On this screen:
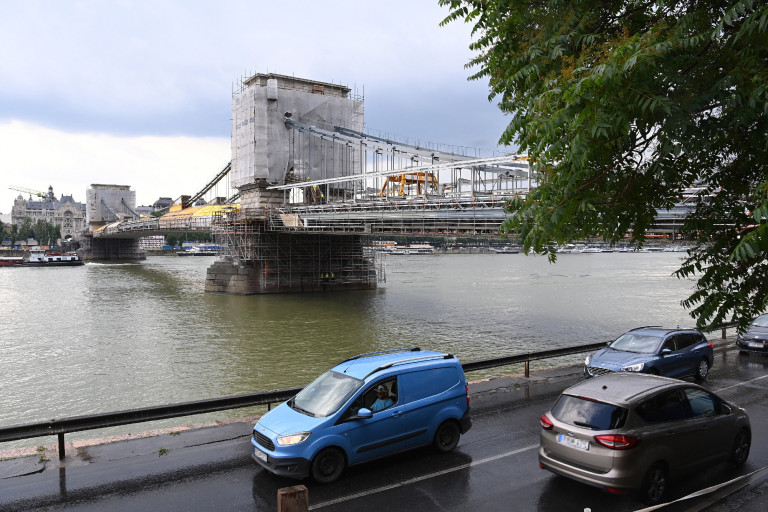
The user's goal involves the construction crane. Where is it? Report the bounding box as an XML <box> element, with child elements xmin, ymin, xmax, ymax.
<box><xmin>9</xmin><ymin>185</ymin><xmax>46</xmax><ymax>199</ymax></box>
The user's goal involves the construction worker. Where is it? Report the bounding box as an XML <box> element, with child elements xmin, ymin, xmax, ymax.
<box><xmin>307</xmin><ymin>177</ymin><xmax>321</xmax><ymax>204</ymax></box>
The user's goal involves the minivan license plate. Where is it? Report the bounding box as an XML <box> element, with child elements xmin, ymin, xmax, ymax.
<box><xmin>557</xmin><ymin>434</ymin><xmax>589</xmax><ymax>451</ymax></box>
<box><xmin>254</xmin><ymin>448</ymin><xmax>268</xmax><ymax>463</ymax></box>
<box><xmin>748</xmin><ymin>341</ymin><xmax>764</xmax><ymax>348</ymax></box>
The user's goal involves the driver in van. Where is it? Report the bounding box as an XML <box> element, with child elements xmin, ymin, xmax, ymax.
<box><xmin>370</xmin><ymin>384</ymin><xmax>394</xmax><ymax>412</ymax></box>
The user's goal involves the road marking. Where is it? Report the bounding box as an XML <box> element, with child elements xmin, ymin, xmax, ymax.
<box><xmin>714</xmin><ymin>374</ymin><xmax>768</xmax><ymax>393</ymax></box>
<box><xmin>634</xmin><ymin>466</ymin><xmax>768</xmax><ymax>512</ymax></box>
<box><xmin>308</xmin><ymin>444</ymin><xmax>539</xmax><ymax>509</ymax></box>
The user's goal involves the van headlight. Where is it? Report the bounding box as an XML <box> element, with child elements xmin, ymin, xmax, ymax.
<box><xmin>621</xmin><ymin>363</ymin><xmax>645</xmax><ymax>372</ymax></box>
<box><xmin>585</xmin><ymin>355</ymin><xmax>591</xmax><ymax>366</ymax></box>
<box><xmin>276</xmin><ymin>432</ymin><xmax>311</xmax><ymax>446</ymax></box>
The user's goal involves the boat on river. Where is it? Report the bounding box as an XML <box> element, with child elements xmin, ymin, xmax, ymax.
<box><xmin>23</xmin><ymin>251</ymin><xmax>84</xmax><ymax>267</ymax></box>
<box><xmin>177</xmin><ymin>246</ymin><xmax>218</xmax><ymax>256</ymax></box>
<box><xmin>389</xmin><ymin>244</ymin><xmax>435</xmax><ymax>255</ymax></box>
<box><xmin>0</xmin><ymin>256</ymin><xmax>25</xmax><ymax>267</ymax></box>
<box><xmin>489</xmin><ymin>246</ymin><xmax>520</xmax><ymax>254</ymax></box>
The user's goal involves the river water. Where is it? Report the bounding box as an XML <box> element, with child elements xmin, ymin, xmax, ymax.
<box><xmin>0</xmin><ymin>252</ymin><xmax>698</xmax><ymax>447</ymax></box>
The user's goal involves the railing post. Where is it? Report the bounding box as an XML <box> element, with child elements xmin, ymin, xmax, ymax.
<box><xmin>277</xmin><ymin>485</ymin><xmax>308</xmax><ymax>512</ymax></box>
<box><xmin>525</xmin><ymin>360</ymin><xmax>530</xmax><ymax>378</ymax></box>
<box><xmin>58</xmin><ymin>432</ymin><xmax>65</xmax><ymax>460</ymax></box>
<box><xmin>722</xmin><ymin>327</ymin><xmax>727</xmax><ymax>339</ymax></box>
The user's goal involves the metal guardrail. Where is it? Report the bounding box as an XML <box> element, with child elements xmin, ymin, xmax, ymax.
<box><xmin>462</xmin><ymin>342</ymin><xmax>608</xmax><ymax>374</ymax></box>
<box><xmin>0</xmin><ymin>329</ymin><xmax>735</xmax><ymax>460</ymax></box>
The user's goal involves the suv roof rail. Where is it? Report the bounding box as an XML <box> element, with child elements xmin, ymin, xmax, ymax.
<box><xmin>339</xmin><ymin>347</ymin><xmax>421</xmax><ymax>365</ymax></box>
<box><xmin>629</xmin><ymin>325</ymin><xmax>663</xmax><ymax>331</ymax></box>
<box><xmin>363</xmin><ymin>354</ymin><xmax>455</xmax><ymax>380</ymax></box>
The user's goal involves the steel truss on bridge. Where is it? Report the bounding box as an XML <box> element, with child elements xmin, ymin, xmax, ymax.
<box><xmin>264</xmin><ymin>196</ymin><xmax>511</xmax><ymax>235</ymax></box>
<box><xmin>278</xmin><ymin>118</ymin><xmax>535</xmax><ymax>205</ymax></box>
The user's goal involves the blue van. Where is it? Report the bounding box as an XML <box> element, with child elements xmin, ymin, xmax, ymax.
<box><xmin>251</xmin><ymin>348</ymin><xmax>472</xmax><ymax>483</ymax></box>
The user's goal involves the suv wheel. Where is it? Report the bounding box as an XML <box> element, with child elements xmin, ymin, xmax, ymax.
<box><xmin>730</xmin><ymin>429</ymin><xmax>751</xmax><ymax>465</ymax></box>
<box><xmin>311</xmin><ymin>447</ymin><xmax>346</xmax><ymax>484</ymax></box>
<box><xmin>639</xmin><ymin>463</ymin><xmax>667</xmax><ymax>505</ymax></box>
<box><xmin>694</xmin><ymin>359</ymin><xmax>709</xmax><ymax>381</ymax></box>
<box><xmin>433</xmin><ymin>420</ymin><xmax>460</xmax><ymax>452</ymax></box>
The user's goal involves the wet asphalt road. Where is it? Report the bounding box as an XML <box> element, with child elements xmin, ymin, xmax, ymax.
<box><xmin>2</xmin><ymin>344</ymin><xmax>768</xmax><ymax>512</ymax></box>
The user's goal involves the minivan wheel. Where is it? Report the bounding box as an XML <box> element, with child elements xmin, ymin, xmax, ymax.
<box><xmin>639</xmin><ymin>463</ymin><xmax>667</xmax><ymax>505</ymax></box>
<box><xmin>730</xmin><ymin>429</ymin><xmax>751</xmax><ymax>466</ymax></box>
<box><xmin>311</xmin><ymin>447</ymin><xmax>346</xmax><ymax>484</ymax></box>
<box><xmin>433</xmin><ymin>420</ymin><xmax>460</xmax><ymax>452</ymax></box>
<box><xmin>694</xmin><ymin>359</ymin><xmax>709</xmax><ymax>381</ymax></box>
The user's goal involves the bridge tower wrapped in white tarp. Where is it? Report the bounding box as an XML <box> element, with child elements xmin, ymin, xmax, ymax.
<box><xmin>231</xmin><ymin>73</ymin><xmax>364</xmax><ymax>208</ymax></box>
<box><xmin>204</xmin><ymin>73</ymin><xmax>376</xmax><ymax>294</ymax></box>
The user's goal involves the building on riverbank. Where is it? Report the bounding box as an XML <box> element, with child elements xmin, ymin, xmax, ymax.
<box><xmin>11</xmin><ymin>186</ymin><xmax>87</xmax><ymax>239</ymax></box>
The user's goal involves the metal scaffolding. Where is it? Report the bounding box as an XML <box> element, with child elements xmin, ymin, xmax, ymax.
<box><xmin>210</xmin><ymin>210</ymin><xmax>381</xmax><ymax>291</ymax></box>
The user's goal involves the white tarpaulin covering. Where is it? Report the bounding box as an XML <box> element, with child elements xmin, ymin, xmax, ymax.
<box><xmin>231</xmin><ymin>75</ymin><xmax>364</xmax><ymax>189</ymax></box>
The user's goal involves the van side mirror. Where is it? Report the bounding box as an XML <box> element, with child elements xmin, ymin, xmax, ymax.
<box><xmin>356</xmin><ymin>408</ymin><xmax>372</xmax><ymax>419</ymax></box>
<box><xmin>661</xmin><ymin>348</ymin><xmax>672</xmax><ymax>355</ymax></box>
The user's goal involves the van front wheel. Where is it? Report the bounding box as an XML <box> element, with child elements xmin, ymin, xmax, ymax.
<box><xmin>433</xmin><ymin>421</ymin><xmax>460</xmax><ymax>452</ymax></box>
<box><xmin>311</xmin><ymin>447</ymin><xmax>345</xmax><ymax>484</ymax></box>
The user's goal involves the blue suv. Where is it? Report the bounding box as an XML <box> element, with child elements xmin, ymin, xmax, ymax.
<box><xmin>585</xmin><ymin>327</ymin><xmax>714</xmax><ymax>380</ymax></box>
<box><xmin>251</xmin><ymin>348</ymin><xmax>472</xmax><ymax>483</ymax></box>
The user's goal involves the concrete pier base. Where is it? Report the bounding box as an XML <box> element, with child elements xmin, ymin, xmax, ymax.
<box><xmin>78</xmin><ymin>237</ymin><xmax>146</xmax><ymax>261</ymax></box>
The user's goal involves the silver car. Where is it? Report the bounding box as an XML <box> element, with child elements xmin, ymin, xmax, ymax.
<box><xmin>538</xmin><ymin>373</ymin><xmax>751</xmax><ymax>504</ymax></box>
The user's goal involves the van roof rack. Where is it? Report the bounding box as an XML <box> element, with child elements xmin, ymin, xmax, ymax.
<box><xmin>363</xmin><ymin>354</ymin><xmax>455</xmax><ymax>380</ymax></box>
<box><xmin>338</xmin><ymin>347</ymin><xmax>421</xmax><ymax>365</ymax></box>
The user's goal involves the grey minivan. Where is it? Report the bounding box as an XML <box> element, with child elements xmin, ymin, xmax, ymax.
<box><xmin>539</xmin><ymin>373</ymin><xmax>750</xmax><ymax>504</ymax></box>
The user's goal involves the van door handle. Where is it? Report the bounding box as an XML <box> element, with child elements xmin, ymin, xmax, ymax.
<box><xmin>391</xmin><ymin>411</ymin><xmax>402</xmax><ymax>418</ymax></box>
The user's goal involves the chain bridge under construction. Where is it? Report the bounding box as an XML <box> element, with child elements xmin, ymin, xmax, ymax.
<box><xmin>85</xmin><ymin>73</ymin><xmax>689</xmax><ymax>294</ymax></box>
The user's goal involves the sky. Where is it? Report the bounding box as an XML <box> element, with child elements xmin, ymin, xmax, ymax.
<box><xmin>0</xmin><ymin>0</ymin><xmax>512</xmax><ymax>213</ymax></box>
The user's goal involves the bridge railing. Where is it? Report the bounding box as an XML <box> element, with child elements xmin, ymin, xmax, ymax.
<box><xmin>0</xmin><ymin>329</ymin><xmax>735</xmax><ymax>461</ymax></box>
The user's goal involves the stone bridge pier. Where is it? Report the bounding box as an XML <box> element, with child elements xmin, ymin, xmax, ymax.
<box><xmin>79</xmin><ymin>236</ymin><xmax>146</xmax><ymax>261</ymax></box>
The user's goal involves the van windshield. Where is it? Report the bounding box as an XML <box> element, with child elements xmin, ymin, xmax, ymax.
<box><xmin>291</xmin><ymin>371</ymin><xmax>363</xmax><ymax>418</ymax></box>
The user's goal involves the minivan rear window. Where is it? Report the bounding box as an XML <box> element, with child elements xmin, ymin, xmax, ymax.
<box><xmin>551</xmin><ymin>395</ymin><xmax>628</xmax><ymax>430</ymax></box>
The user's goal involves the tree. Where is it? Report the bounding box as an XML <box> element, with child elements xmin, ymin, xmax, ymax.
<box><xmin>34</xmin><ymin>219</ymin><xmax>49</xmax><ymax>246</ymax></box>
<box><xmin>17</xmin><ymin>216</ymin><xmax>33</xmax><ymax>242</ymax></box>
<box><xmin>440</xmin><ymin>0</ymin><xmax>768</xmax><ymax>331</ymax></box>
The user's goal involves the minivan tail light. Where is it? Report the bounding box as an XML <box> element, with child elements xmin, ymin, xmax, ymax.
<box><xmin>466</xmin><ymin>385</ymin><xmax>470</xmax><ymax>404</ymax></box>
<box><xmin>540</xmin><ymin>414</ymin><xmax>553</xmax><ymax>430</ymax></box>
<box><xmin>594</xmin><ymin>434</ymin><xmax>639</xmax><ymax>450</ymax></box>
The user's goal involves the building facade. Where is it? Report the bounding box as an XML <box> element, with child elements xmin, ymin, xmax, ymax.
<box><xmin>11</xmin><ymin>186</ymin><xmax>87</xmax><ymax>239</ymax></box>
